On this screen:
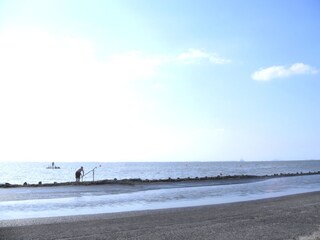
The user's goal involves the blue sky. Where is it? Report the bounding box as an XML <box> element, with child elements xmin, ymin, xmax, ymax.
<box><xmin>0</xmin><ymin>0</ymin><xmax>319</xmax><ymax>162</ymax></box>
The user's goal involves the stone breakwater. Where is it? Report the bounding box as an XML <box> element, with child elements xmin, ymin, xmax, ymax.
<box><xmin>1</xmin><ymin>171</ymin><xmax>320</xmax><ymax>188</ymax></box>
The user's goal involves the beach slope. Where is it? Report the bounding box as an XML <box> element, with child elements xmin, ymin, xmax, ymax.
<box><xmin>1</xmin><ymin>192</ymin><xmax>320</xmax><ymax>240</ymax></box>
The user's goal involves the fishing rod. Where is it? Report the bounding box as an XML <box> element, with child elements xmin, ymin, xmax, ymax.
<box><xmin>82</xmin><ymin>165</ymin><xmax>102</xmax><ymax>182</ymax></box>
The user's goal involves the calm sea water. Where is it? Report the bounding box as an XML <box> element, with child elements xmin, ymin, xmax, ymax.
<box><xmin>1</xmin><ymin>160</ymin><xmax>320</xmax><ymax>184</ymax></box>
<box><xmin>1</xmin><ymin>160</ymin><xmax>320</xmax><ymax>220</ymax></box>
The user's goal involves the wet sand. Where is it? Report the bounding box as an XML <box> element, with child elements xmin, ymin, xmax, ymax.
<box><xmin>1</xmin><ymin>191</ymin><xmax>320</xmax><ymax>240</ymax></box>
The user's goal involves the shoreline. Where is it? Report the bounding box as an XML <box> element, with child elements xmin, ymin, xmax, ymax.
<box><xmin>1</xmin><ymin>170</ymin><xmax>320</xmax><ymax>188</ymax></box>
<box><xmin>1</xmin><ymin>191</ymin><xmax>320</xmax><ymax>239</ymax></box>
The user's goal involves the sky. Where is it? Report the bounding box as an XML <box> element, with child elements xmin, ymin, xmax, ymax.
<box><xmin>0</xmin><ymin>0</ymin><xmax>319</xmax><ymax>162</ymax></box>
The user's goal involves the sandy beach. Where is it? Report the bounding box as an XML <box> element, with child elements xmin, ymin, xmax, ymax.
<box><xmin>1</xmin><ymin>191</ymin><xmax>320</xmax><ymax>240</ymax></box>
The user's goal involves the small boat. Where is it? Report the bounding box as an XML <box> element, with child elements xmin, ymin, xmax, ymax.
<box><xmin>46</xmin><ymin>162</ymin><xmax>60</xmax><ymax>169</ymax></box>
<box><xmin>46</xmin><ymin>166</ymin><xmax>61</xmax><ymax>169</ymax></box>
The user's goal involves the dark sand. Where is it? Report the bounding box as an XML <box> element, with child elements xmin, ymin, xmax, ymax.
<box><xmin>1</xmin><ymin>192</ymin><xmax>320</xmax><ymax>240</ymax></box>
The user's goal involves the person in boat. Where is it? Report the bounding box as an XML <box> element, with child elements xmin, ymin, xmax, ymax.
<box><xmin>75</xmin><ymin>166</ymin><xmax>84</xmax><ymax>182</ymax></box>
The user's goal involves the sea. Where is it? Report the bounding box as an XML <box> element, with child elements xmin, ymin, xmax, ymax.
<box><xmin>1</xmin><ymin>160</ymin><xmax>320</xmax><ymax>184</ymax></box>
<box><xmin>1</xmin><ymin>160</ymin><xmax>320</xmax><ymax>221</ymax></box>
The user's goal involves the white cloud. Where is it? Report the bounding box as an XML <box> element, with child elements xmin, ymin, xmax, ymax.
<box><xmin>252</xmin><ymin>63</ymin><xmax>318</xmax><ymax>81</ymax></box>
<box><xmin>177</xmin><ymin>48</ymin><xmax>231</xmax><ymax>65</ymax></box>
<box><xmin>0</xmin><ymin>27</ymin><xmax>164</xmax><ymax>84</ymax></box>
<box><xmin>0</xmin><ymin>27</ymin><xmax>174</xmax><ymax>161</ymax></box>
<box><xmin>0</xmin><ymin>27</ymin><xmax>233</xmax><ymax>162</ymax></box>
<box><xmin>106</xmin><ymin>51</ymin><xmax>164</xmax><ymax>81</ymax></box>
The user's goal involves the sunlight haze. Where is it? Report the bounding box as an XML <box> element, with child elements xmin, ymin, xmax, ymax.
<box><xmin>0</xmin><ymin>0</ymin><xmax>319</xmax><ymax>162</ymax></box>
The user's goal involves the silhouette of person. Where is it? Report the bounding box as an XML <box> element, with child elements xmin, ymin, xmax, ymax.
<box><xmin>75</xmin><ymin>166</ymin><xmax>84</xmax><ymax>182</ymax></box>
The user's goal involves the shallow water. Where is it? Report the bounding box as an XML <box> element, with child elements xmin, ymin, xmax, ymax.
<box><xmin>1</xmin><ymin>174</ymin><xmax>320</xmax><ymax>220</ymax></box>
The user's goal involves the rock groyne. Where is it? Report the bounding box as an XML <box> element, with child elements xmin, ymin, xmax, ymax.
<box><xmin>1</xmin><ymin>171</ymin><xmax>320</xmax><ymax>188</ymax></box>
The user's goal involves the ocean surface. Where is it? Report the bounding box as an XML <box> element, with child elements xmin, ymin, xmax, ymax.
<box><xmin>1</xmin><ymin>161</ymin><xmax>320</xmax><ymax>221</ymax></box>
<box><xmin>1</xmin><ymin>160</ymin><xmax>320</xmax><ymax>184</ymax></box>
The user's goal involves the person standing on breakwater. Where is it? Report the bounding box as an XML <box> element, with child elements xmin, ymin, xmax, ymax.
<box><xmin>75</xmin><ymin>167</ymin><xmax>84</xmax><ymax>182</ymax></box>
